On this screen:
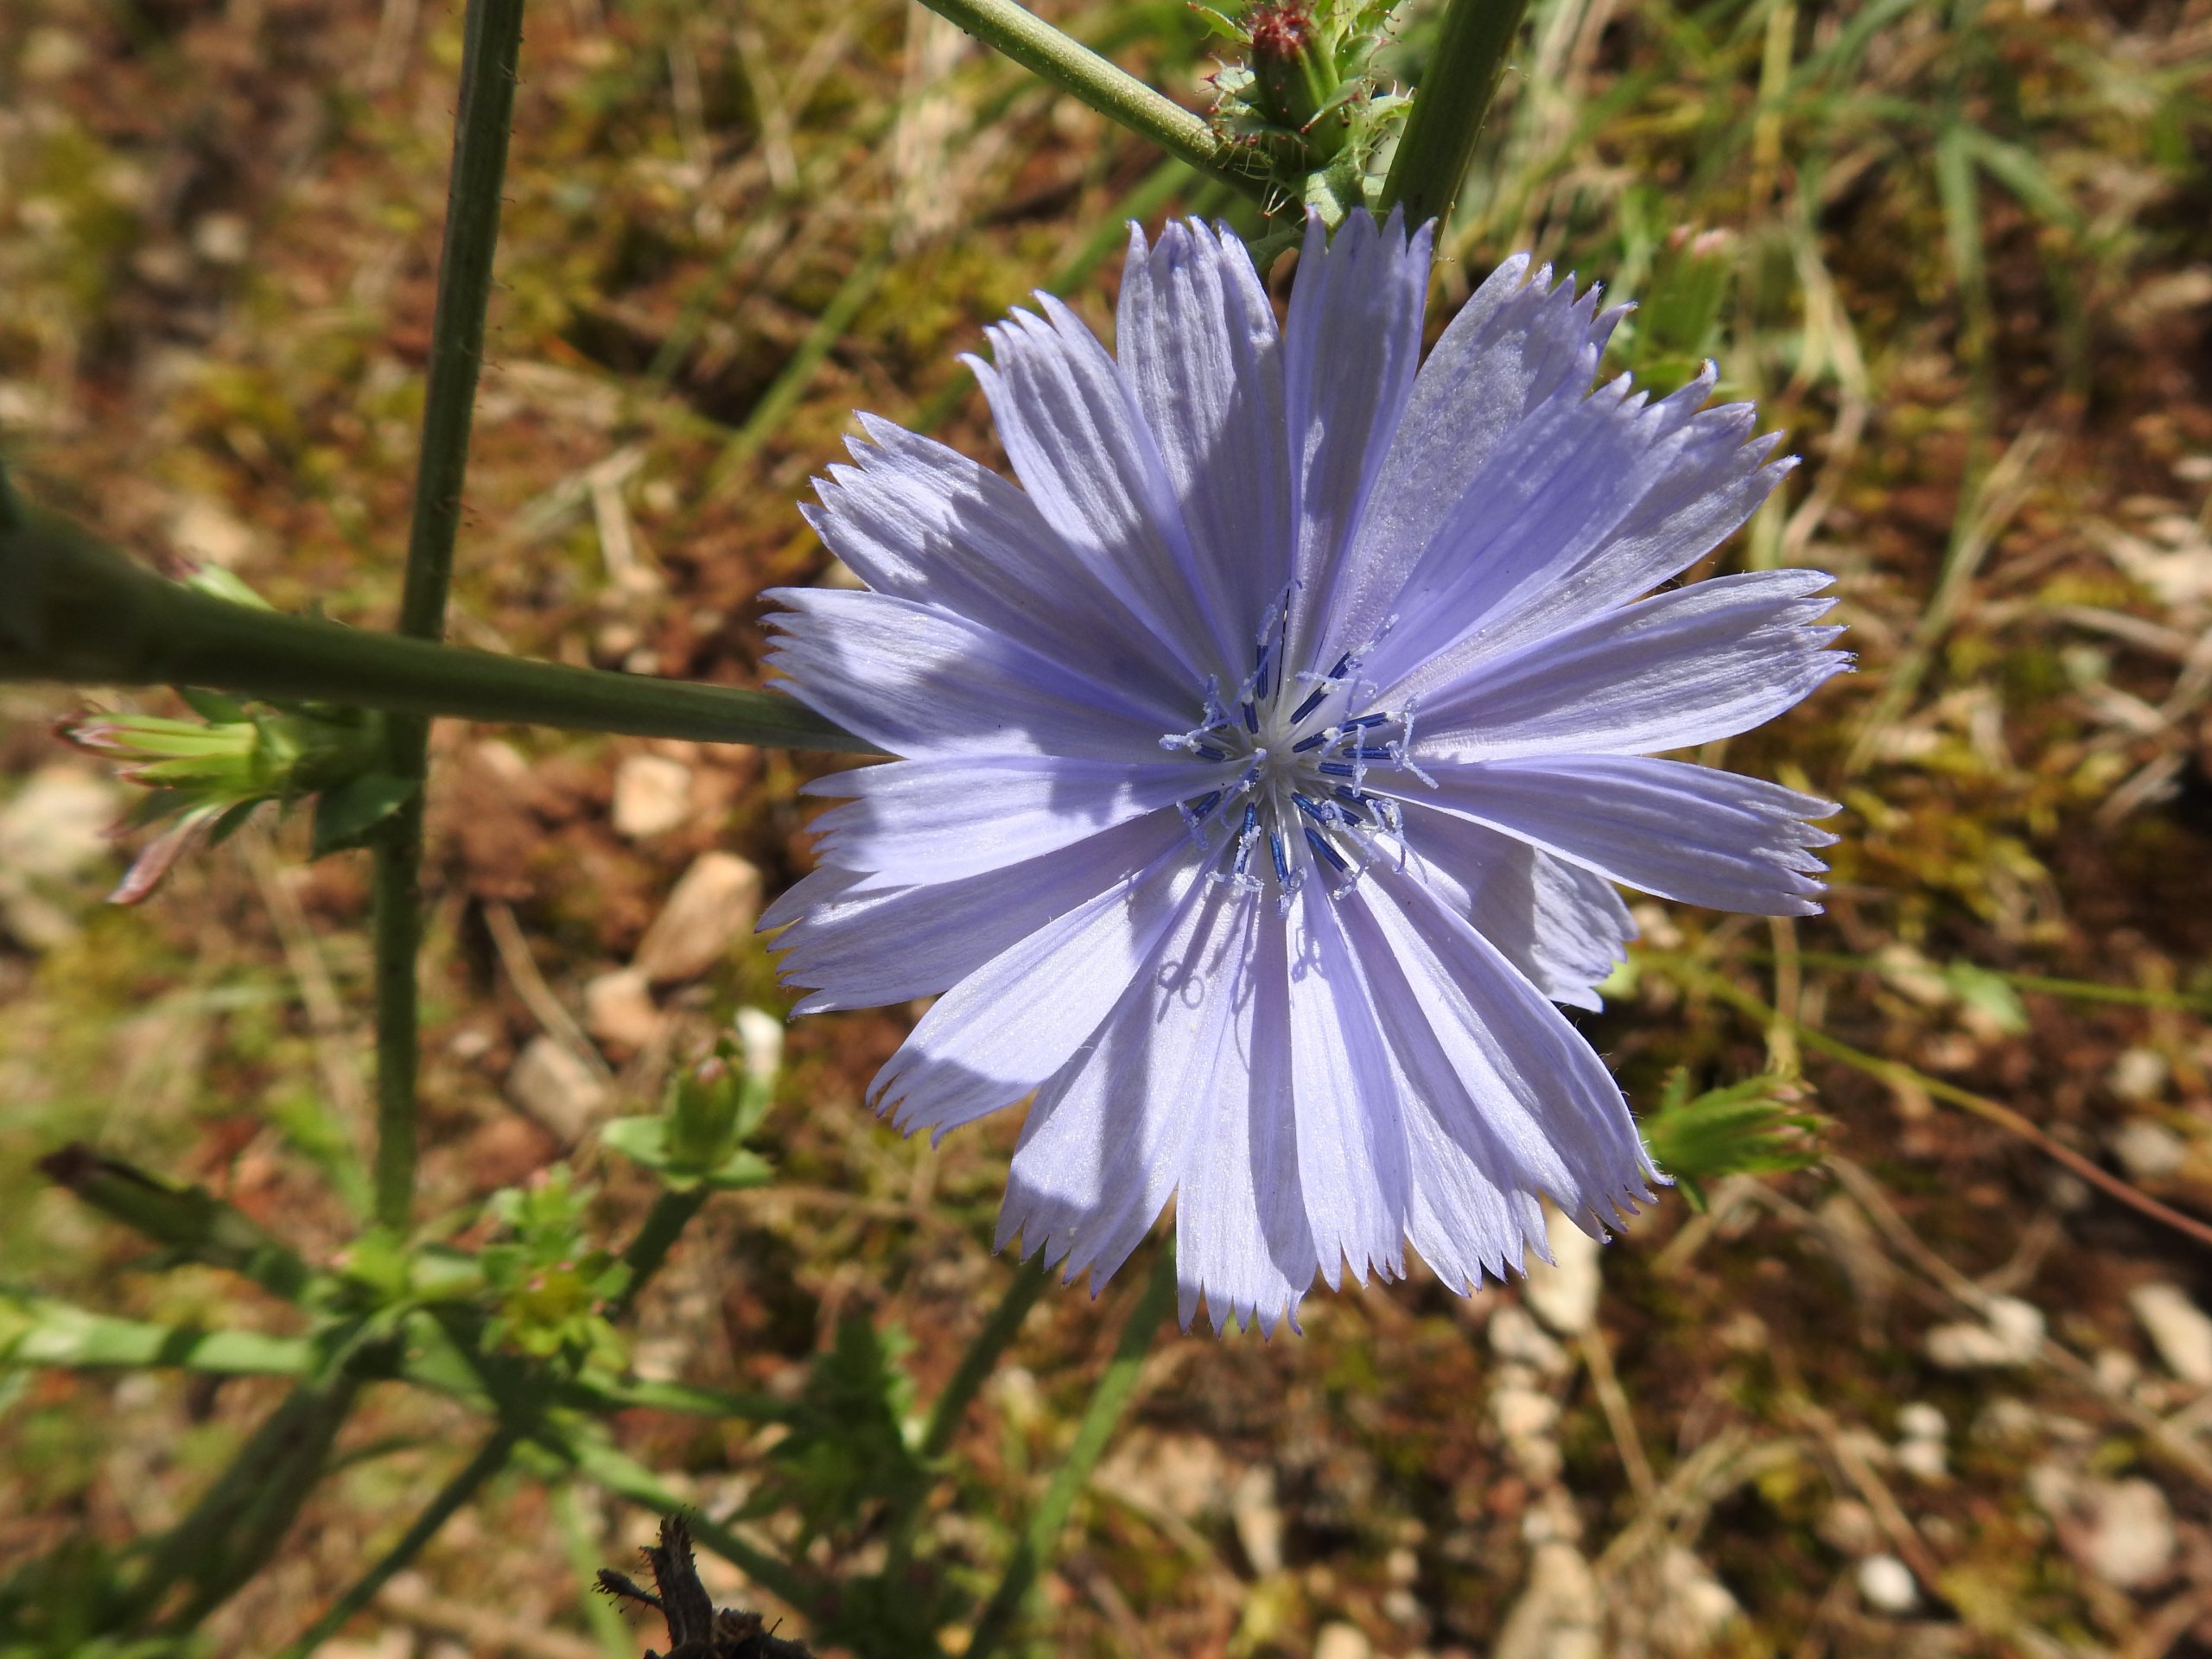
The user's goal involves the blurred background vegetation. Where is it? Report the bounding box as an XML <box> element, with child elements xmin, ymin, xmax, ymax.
<box><xmin>2</xmin><ymin>0</ymin><xmax>2211</xmax><ymax>1654</ymax></box>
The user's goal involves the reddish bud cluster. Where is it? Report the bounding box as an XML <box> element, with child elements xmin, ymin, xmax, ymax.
<box><xmin>1245</xmin><ymin>0</ymin><xmax>1317</xmax><ymax>64</ymax></box>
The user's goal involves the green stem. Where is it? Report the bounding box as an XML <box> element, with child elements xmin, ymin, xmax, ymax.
<box><xmin>124</xmin><ymin>1361</ymin><xmax>370</xmax><ymax>1633</ymax></box>
<box><xmin>921</xmin><ymin>1253</ymin><xmax>1052</xmax><ymax>1461</ymax></box>
<box><xmin>1380</xmin><ymin>0</ymin><xmax>1535</xmax><ymax>230</ymax></box>
<box><xmin>275</xmin><ymin>1427</ymin><xmax>522</xmax><ymax>1659</ymax></box>
<box><xmin>370</xmin><ymin>0</ymin><xmax>527</xmax><ymax>1233</ymax></box>
<box><xmin>0</xmin><ymin>505</ymin><xmax>877</xmax><ymax>746</ymax></box>
<box><xmin>915</xmin><ymin>0</ymin><xmax>1267</xmax><ymax>201</ymax></box>
<box><xmin>964</xmin><ymin>1243</ymin><xmax>1178</xmax><ymax>1659</ymax></box>
<box><xmin>703</xmin><ymin>248</ymin><xmax>893</xmax><ymax>499</ymax></box>
<box><xmin>607</xmin><ymin>1188</ymin><xmax>710</xmax><ymax>1323</ymax></box>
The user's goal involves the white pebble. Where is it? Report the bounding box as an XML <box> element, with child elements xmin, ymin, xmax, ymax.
<box><xmin>1857</xmin><ymin>1554</ymin><xmax>1918</xmax><ymax>1614</ymax></box>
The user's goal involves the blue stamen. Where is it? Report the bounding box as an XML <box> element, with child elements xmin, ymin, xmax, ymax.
<box><xmin>1292</xmin><ymin>792</ymin><xmax>1332</xmax><ymax>825</ymax></box>
<box><xmin>1187</xmin><ymin>790</ymin><xmax>1223</xmax><ymax>821</ymax></box>
<box><xmin>1318</xmin><ymin>761</ymin><xmax>1357</xmax><ymax>778</ymax></box>
<box><xmin>1348</xmin><ymin>745</ymin><xmax>1397</xmax><ymax>760</ymax></box>
<box><xmin>1194</xmin><ymin>744</ymin><xmax>1229</xmax><ymax>762</ymax></box>
<box><xmin>1253</xmin><ymin>643</ymin><xmax>1272</xmax><ymax>702</ymax></box>
<box><xmin>1290</xmin><ymin>686</ymin><xmax>1329</xmax><ymax>723</ymax></box>
<box><xmin>1330</xmin><ymin>787</ymin><xmax>1370</xmax><ymax>822</ymax></box>
<box><xmin>1242</xmin><ymin>701</ymin><xmax>1260</xmax><ymax>734</ymax></box>
<box><xmin>1291</xmin><ymin>731</ymin><xmax>1330</xmax><ymax>753</ymax></box>
<box><xmin>1304</xmin><ymin>826</ymin><xmax>1351</xmax><ymax>874</ymax></box>
<box><xmin>1268</xmin><ymin>830</ymin><xmax>1290</xmax><ymax>885</ymax></box>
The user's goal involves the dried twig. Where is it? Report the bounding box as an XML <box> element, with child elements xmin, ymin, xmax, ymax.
<box><xmin>598</xmin><ymin>1516</ymin><xmax>816</xmax><ymax>1659</ymax></box>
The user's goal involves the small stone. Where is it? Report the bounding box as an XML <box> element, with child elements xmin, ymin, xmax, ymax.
<box><xmin>1489</xmin><ymin>1303</ymin><xmax>1572</xmax><ymax>1378</ymax></box>
<box><xmin>1896</xmin><ymin>1402</ymin><xmax>1947</xmax><ymax>1442</ymax></box>
<box><xmin>2130</xmin><ymin>1283</ymin><xmax>2212</xmax><ymax>1383</ymax></box>
<box><xmin>2109</xmin><ymin>1047</ymin><xmax>2170</xmax><ymax>1103</ymax></box>
<box><xmin>611</xmin><ymin>753</ymin><xmax>694</xmax><ymax>839</ymax></box>
<box><xmin>2030</xmin><ymin>1465</ymin><xmax>2177</xmax><ymax>1591</ymax></box>
<box><xmin>1651</xmin><ymin>1545</ymin><xmax>1741</xmax><ymax>1649</ymax></box>
<box><xmin>1817</xmin><ymin>1499</ymin><xmax>1879</xmax><ymax>1557</ymax></box>
<box><xmin>1494</xmin><ymin>1541</ymin><xmax>1601</xmax><ymax>1659</ymax></box>
<box><xmin>2110</xmin><ymin>1119</ymin><xmax>2188</xmax><ymax>1181</ymax></box>
<box><xmin>1096</xmin><ymin>1430</ymin><xmax>1228</xmax><ymax>1522</ymax></box>
<box><xmin>190</xmin><ymin>213</ymin><xmax>250</xmax><ymax>265</ymax></box>
<box><xmin>505</xmin><ymin>1035</ymin><xmax>611</xmax><ymax>1141</ymax></box>
<box><xmin>22</xmin><ymin>27</ymin><xmax>91</xmax><ymax>79</ymax></box>
<box><xmin>583</xmin><ymin>969</ymin><xmax>662</xmax><ymax>1053</ymax></box>
<box><xmin>0</xmin><ymin>766</ymin><xmax>119</xmax><ymax>947</ymax></box>
<box><xmin>632</xmin><ymin>852</ymin><xmax>763</xmax><ymax>983</ymax></box>
<box><xmin>1523</xmin><ymin>1205</ymin><xmax>1602</xmax><ymax>1338</ymax></box>
<box><xmin>170</xmin><ymin>498</ymin><xmax>257</xmax><ymax>568</ymax></box>
<box><xmin>1925</xmin><ymin>1297</ymin><xmax>2044</xmax><ymax>1369</ymax></box>
<box><xmin>1895</xmin><ymin>1438</ymin><xmax>1948</xmax><ymax>1483</ymax></box>
<box><xmin>2094</xmin><ymin>1348</ymin><xmax>2141</xmax><ymax>1394</ymax></box>
<box><xmin>0</xmin><ymin>766</ymin><xmax>118</xmax><ymax>882</ymax></box>
<box><xmin>1314</xmin><ymin>1621</ymin><xmax>1373</xmax><ymax>1659</ymax></box>
<box><xmin>1857</xmin><ymin>1554</ymin><xmax>1917</xmax><ymax>1614</ymax></box>
<box><xmin>1491</xmin><ymin>1385</ymin><xmax>1560</xmax><ymax>1442</ymax></box>
<box><xmin>1231</xmin><ymin>1466</ymin><xmax>1285</xmax><ymax>1576</ymax></box>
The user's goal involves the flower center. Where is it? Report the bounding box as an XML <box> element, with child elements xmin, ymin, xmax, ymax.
<box><xmin>1159</xmin><ymin>613</ymin><xmax>1422</xmax><ymax>904</ymax></box>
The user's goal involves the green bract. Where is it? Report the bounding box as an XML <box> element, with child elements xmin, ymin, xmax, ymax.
<box><xmin>1199</xmin><ymin>0</ymin><xmax>1408</xmax><ymax>221</ymax></box>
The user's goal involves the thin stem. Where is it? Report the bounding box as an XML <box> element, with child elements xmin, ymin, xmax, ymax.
<box><xmin>371</xmin><ymin>0</ymin><xmax>527</xmax><ymax>1232</ymax></box>
<box><xmin>0</xmin><ymin>506</ymin><xmax>875</xmax><ymax>752</ymax></box>
<box><xmin>607</xmin><ymin>1188</ymin><xmax>710</xmax><ymax>1324</ymax></box>
<box><xmin>1658</xmin><ymin>956</ymin><xmax>2212</xmax><ymax>1251</ymax></box>
<box><xmin>276</xmin><ymin>1427</ymin><xmax>522</xmax><ymax>1659</ymax></box>
<box><xmin>1380</xmin><ymin>0</ymin><xmax>1535</xmax><ymax>230</ymax></box>
<box><xmin>702</xmin><ymin>246</ymin><xmax>893</xmax><ymax>498</ymax></box>
<box><xmin>915</xmin><ymin>0</ymin><xmax>1268</xmax><ymax>201</ymax></box>
<box><xmin>964</xmin><ymin>1243</ymin><xmax>1178</xmax><ymax>1659</ymax></box>
<box><xmin>922</xmin><ymin>1253</ymin><xmax>1052</xmax><ymax>1461</ymax></box>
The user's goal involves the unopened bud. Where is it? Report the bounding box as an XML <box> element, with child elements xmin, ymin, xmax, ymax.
<box><xmin>1247</xmin><ymin>1</ymin><xmax>1350</xmax><ymax>160</ymax></box>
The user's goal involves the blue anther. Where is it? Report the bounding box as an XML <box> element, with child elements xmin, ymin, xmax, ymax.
<box><xmin>1242</xmin><ymin>701</ymin><xmax>1260</xmax><ymax>734</ymax></box>
<box><xmin>1268</xmin><ymin>830</ymin><xmax>1290</xmax><ymax>885</ymax></box>
<box><xmin>1330</xmin><ymin>787</ymin><xmax>1370</xmax><ymax>822</ymax></box>
<box><xmin>1349</xmin><ymin>745</ymin><xmax>1396</xmax><ymax>760</ymax></box>
<box><xmin>1187</xmin><ymin>790</ymin><xmax>1223</xmax><ymax>822</ymax></box>
<box><xmin>1318</xmin><ymin>761</ymin><xmax>1357</xmax><ymax>778</ymax></box>
<box><xmin>1328</xmin><ymin>652</ymin><xmax>1353</xmax><ymax>678</ymax></box>
<box><xmin>1195</xmin><ymin>744</ymin><xmax>1229</xmax><ymax>762</ymax></box>
<box><xmin>1292</xmin><ymin>792</ymin><xmax>1332</xmax><ymax>825</ymax></box>
<box><xmin>1253</xmin><ymin>643</ymin><xmax>1272</xmax><ymax>702</ymax></box>
<box><xmin>1344</xmin><ymin>714</ymin><xmax>1389</xmax><ymax>730</ymax></box>
<box><xmin>1290</xmin><ymin>686</ymin><xmax>1329</xmax><ymax>723</ymax></box>
<box><xmin>1291</xmin><ymin>731</ymin><xmax>1330</xmax><ymax>753</ymax></box>
<box><xmin>1304</xmin><ymin>826</ymin><xmax>1351</xmax><ymax>873</ymax></box>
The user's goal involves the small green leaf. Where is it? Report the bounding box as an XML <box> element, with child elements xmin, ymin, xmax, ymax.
<box><xmin>1643</xmin><ymin>1069</ymin><xmax>1825</xmax><ymax>1212</ymax></box>
<box><xmin>0</xmin><ymin>1294</ymin><xmax>314</xmax><ymax>1376</ymax></box>
<box><xmin>178</xmin><ymin>687</ymin><xmax>251</xmax><ymax>724</ymax></box>
<box><xmin>308</xmin><ymin>771</ymin><xmax>418</xmax><ymax>857</ymax></box>
<box><xmin>1942</xmin><ymin>961</ymin><xmax>2031</xmax><ymax>1036</ymax></box>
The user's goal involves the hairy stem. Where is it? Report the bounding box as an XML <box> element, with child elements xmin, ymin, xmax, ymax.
<box><xmin>916</xmin><ymin>0</ymin><xmax>1268</xmax><ymax>201</ymax></box>
<box><xmin>0</xmin><ymin>506</ymin><xmax>874</xmax><ymax>751</ymax></box>
<box><xmin>964</xmin><ymin>1243</ymin><xmax>1178</xmax><ymax>1659</ymax></box>
<box><xmin>371</xmin><ymin>0</ymin><xmax>528</xmax><ymax>1231</ymax></box>
<box><xmin>1381</xmin><ymin>0</ymin><xmax>1535</xmax><ymax>229</ymax></box>
<box><xmin>607</xmin><ymin>1188</ymin><xmax>710</xmax><ymax>1324</ymax></box>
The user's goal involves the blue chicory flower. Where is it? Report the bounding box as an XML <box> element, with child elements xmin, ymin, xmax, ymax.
<box><xmin>762</xmin><ymin>209</ymin><xmax>1847</xmax><ymax>1334</ymax></box>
